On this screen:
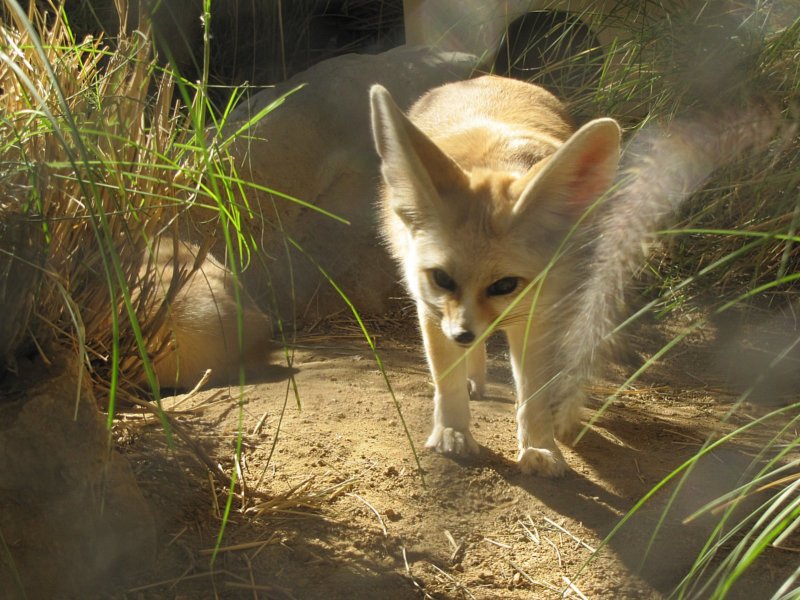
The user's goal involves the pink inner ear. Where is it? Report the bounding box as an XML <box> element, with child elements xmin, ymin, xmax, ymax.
<box><xmin>567</xmin><ymin>143</ymin><xmax>615</xmax><ymax>209</ymax></box>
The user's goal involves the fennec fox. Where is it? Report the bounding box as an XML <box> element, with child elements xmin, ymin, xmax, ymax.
<box><xmin>370</xmin><ymin>76</ymin><xmax>621</xmax><ymax>477</ymax></box>
<box><xmin>142</xmin><ymin>239</ymin><xmax>272</xmax><ymax>389</ymax></box>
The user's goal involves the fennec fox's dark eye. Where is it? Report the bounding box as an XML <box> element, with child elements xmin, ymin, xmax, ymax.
<box><xmin>430</xmin><ymin>269</ymin><xmax>457</xmax><ymax>292</ymax></box>
<box><xmin>486</xmin><ymin>277</ymin><xmax>519</xmax><ymax>297</ymax></box>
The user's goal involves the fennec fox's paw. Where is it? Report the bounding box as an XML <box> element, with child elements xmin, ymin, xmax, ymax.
<box><xmin>427</xmin><ymin>426</ymin><xmax>480</xmax><ymax>457</ymax></box>
<box><xmin>517</xmin><ymin>447</ymin><xmax>568</xmax><ymax>477</ymax></box>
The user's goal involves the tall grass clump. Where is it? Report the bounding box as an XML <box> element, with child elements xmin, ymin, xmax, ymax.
<box><xmin>0</xmin><ymin>0</ymin><xmax>273</xmax><ymax>401</ymax></box>
<box><xmin>510</xmin><ymin>2</ymin><xmax>799</xmax><ymax>598</ymax></box>
<box><xmin>1</xmin><ymin>1</ymin><xmax>167</xmax><ymax>395</ymax></box>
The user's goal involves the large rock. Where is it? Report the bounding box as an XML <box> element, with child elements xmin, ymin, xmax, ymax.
<box><xmin>0</xmin><ymin>359</ymin><xmax>156</xmax><ymax>597</ymax></box>
<box><xmin>214</xmin><ymin>45</ymin><xmax>478</xmax><ymax>325</ymax></box>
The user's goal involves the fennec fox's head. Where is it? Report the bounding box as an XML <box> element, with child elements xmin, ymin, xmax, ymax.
<box><xmin>370</xmin><ymin>81</ymin><xmax>620</xmax><ymax>345</ymax></box>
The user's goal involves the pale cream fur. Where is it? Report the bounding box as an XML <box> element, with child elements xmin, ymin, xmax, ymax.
<box><xmin>142</xmin><ymin>239</ymin><xmax>272</xmax><ymax>389</ymax></box>
<box><xmin>371</xmin><ymin>76</ymin><xmax>621</xmax><ymax>476</ymax></box>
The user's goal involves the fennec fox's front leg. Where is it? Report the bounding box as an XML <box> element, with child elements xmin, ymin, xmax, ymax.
<box><xmin>420</xmin><ymin>307</ymin><xmax>480</xmax><ymax>456</ymax></box>
<box><xmin>506</xmin><ymin>324</ymin><xmax>568</xmax><ymax>477</ymax></box>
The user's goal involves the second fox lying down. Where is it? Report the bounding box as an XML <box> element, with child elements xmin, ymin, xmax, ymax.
<box><xmin>370</xmin><ymin>76</ymin><xmax>621</xmax><ymax>477</ymax></box>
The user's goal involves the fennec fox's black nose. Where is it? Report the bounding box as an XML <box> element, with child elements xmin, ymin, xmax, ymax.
<box><xmin>454</xmin><ymin>331</ymin><xmax>475</xmax><ymax>345</ymax></box>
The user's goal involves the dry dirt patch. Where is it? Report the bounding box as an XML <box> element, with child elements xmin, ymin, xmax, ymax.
<box><xmin>115</xmin><ymin>323</ymin><xmax>797</xmax><ymax>599</ymax></box>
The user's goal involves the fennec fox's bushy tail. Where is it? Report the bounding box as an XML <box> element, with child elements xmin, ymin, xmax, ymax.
<box><xmin>552</xmin><ymin>106</ymin><xmax>780</xmax><ymax>439</ymax></box>
<box><xmin>371</xmin><ymin>75</ymin><xmax>777</xmax><ymax>477</ymax></box>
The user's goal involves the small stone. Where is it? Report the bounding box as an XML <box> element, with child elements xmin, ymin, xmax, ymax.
<box><xmin>384</xmin><ymin>508</ymin><xmax>402</xmax><ymax>521</ymax></box>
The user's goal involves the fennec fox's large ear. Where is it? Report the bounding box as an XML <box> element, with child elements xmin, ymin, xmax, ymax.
<box><xmin>511</xmin><ymin>118</ymin><xmax>621</xmax><ymax>221</ymax></box>
<box><xmin>370</xmin><ymin>84</ymin><xmax>469</xmax><ymax>229</ymax></box>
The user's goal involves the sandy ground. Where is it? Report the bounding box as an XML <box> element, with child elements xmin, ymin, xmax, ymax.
<box><xmin>112</xmin><ymin>315</ymin><xmax>798</xmax><ymax>599</ymax></box>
